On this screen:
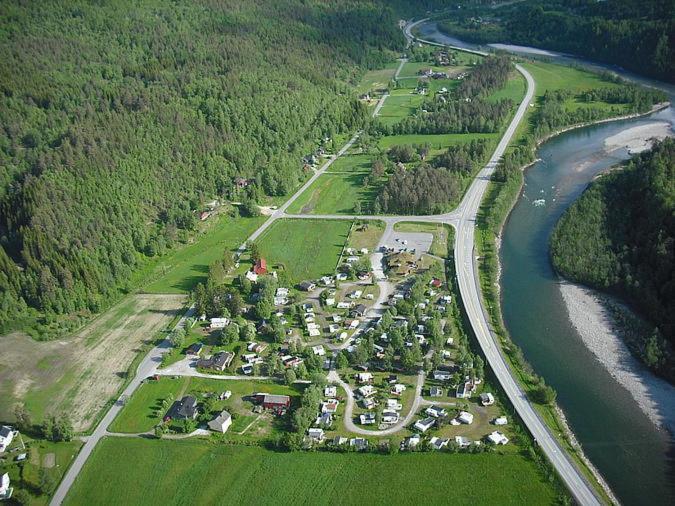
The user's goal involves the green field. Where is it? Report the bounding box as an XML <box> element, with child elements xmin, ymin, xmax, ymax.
<box><xmin>65</xmin><ymin>439</ymin><xmax>557</xmax><ymax>505</ymax></box>
<box><xmin>376</xmin><ymin>89</ymin><xmax>426</xmax><ymax>126</ymax></box>
<box><xmin>257</xmin><ymin>219</ymin><xmax>351</xmax><ymax>282</ymax></box>
<box><xmin>143</xmin><ymin>214</ymin><xmax>266</xmax><ymax>293</ymax></box>
<box><xmin>109</xmin><ymin>376</ymin><xmax>301</xmax><ymax>434</ymax></box>
<box><xmin>487</xmin><ymin>71</ymin><xmax>526</xmax><ymax>103</ymax></box>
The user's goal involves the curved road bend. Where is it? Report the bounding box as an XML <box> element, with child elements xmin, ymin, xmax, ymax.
<box><xmin>327</xmin><ymin>369</ymin><xmax>424</xmax><ymax>436</ymax></box>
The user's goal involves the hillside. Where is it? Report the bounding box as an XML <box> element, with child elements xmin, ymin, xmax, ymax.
<box><xmin>0</xmin><ymin>0</ymin><xmax>403</xmax><ymax>337</ymax></box>
<box><xmin>550</xmin><ymin>139</ymin><xmax>675</xmax><ymax>382</ymax></box>
<box><xmin>437</xmin><ymin>0</ymin><xmax>675</xmax><ymax>83</ymax></box>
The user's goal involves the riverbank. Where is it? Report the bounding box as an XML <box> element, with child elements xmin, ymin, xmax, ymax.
<box><xmin>559</xmin><ymin>281</ymin><xmax>675</xmax><ymax>433</ymax></box>
<box><xmin>479</xmin><ymin>110</ymin><xmax>673</xmax><ymax>505</ymax></box>
<box><xmin>603</xmin><ymin>120</ymin><xmax>673</xmax><ymax>154</ymax></box>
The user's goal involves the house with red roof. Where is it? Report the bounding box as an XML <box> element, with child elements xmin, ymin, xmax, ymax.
<box><xmin>253</xmin><ymin>258</ymin><xmax>267</xmax><ymax>275</ymax></box>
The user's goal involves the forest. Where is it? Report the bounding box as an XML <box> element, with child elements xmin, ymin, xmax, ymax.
<box><xmin>437</xmin><ymin>0</ymin><xmax>674</xmax><ymax>83</ymax></box>
<box><xmin>0</xmin><ymin>0</ymin><xmax>405</xmax><ymax>337</ymax></box>
<box><xmin>550</xmin><ymin>139</ymin><xmax>675</xmax><ymax>382</ymax></box>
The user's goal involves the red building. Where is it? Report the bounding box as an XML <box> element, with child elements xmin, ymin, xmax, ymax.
<box><xmin>253</xmin><ymin>258</ymin><xmax>267</xmax><ymax>275</ymax></box>
<box><xmin>255</xmin><ymin>393</ymin><xmax>290</xmax><ymax>409</ymax></box>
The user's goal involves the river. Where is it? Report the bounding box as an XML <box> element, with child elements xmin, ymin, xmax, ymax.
<box><xmin>417</xmin><ymin>21</ymin><xmax>675</xmax><ymax>506</ymax></box>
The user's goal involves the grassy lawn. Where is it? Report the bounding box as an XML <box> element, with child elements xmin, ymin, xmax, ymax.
<box><xmin>393</xmin><ymin>222</ymin><xmax>455</xmax><ymax>259</ymax></box>
<box><xmin>65</xmin><ymin>439</ymin><xmax>557</xmax><ymax>505</ymax></box>
<box><xmin>257</xmin><ymin>219</ymin><xmax>351</xmax><ymax>283</ymax></box>
<box><xmin>109</xmin><ymin>376</ymin><xmax>301</xmax><ymax>434</ymax></box>
<box><xmin>143</xmin><ymin>214</ymin><xmax>266</xmax><ymax>293</ymax></box>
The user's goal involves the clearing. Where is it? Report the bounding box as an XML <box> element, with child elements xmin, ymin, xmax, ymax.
<box><xmin>142</xmin><ymin>214</ymin><xmax>265</xmax><ymax>294</ymax></box>
<box><xmin>65</xmin><ymin>439</ymin><xmax>557</xmax><ymax>505</ymax></box>
<box><xmin>0</xmin><ymin>294</ymin><xmax>185</xmax><ymax>431</ymax></box>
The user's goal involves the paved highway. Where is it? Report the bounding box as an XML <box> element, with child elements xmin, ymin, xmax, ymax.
<box><xmin>404</xmin><ymin>19</ymin><xmax>603</xmax><ymax>506</ymax></box>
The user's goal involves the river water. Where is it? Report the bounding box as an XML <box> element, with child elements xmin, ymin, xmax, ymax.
<box><xmin>418</xmin><ymin>22</ymin><xmax>675</xmax><ymax>505</ymax></box>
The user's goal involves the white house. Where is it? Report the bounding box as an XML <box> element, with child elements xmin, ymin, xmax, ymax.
<box><xmin>357</xmin><ymin>385</ymin><xmax>376</xmax><ymax>398</ymax></box>
<box><xmin>208</xmin><ymin>411</ymin><xmax>232</xmax><ymax>433</ymax></box>
<box><xmin>324</xmin><ymin>386</ymin><xmax>337</xmax><ymax>397</ymax></box>
<box><xmin>386</xmin><ymin>399</ymin><xmax>402</xmax><ymax>411</ymax></box>
<box><xmin>210</xmin><ymin>317</ymin><xmax>230</xmax><ymax>329</ymax></box>
<box><xmin>312</xmin><ymin>345</ymin><xmax>326</xmax><ymax>356</ymax></box>
<box><xmin>425</xmin><ymin>405</ymin><xmax>447</xmax><ymax>418</ymax></box>
<box><xmin>487</xmin><ymin>431</ymin><xmax>509</xmax><ymax>445</ymax></box>
<box><xmin>0</xmin><ymin>473</ymin><xmax>11</xmax><ymax>500</ymax></box>
<box><xmin>245</xmin><ymin>270</ymin><xmax>258</xmax><ymax>282</ymax></box>
<box><xmin>414</xmin><ymin>417</ymin><xmax>436</xmax><ymax>433</ymax></box>
<box><xmin>480</xmin><ymin>392</ymin><xmax>495</xmax><ymax>406</ymax></box>
<box><xmin>0</xmin><ymin>426</ymin><xmax>14</xmax><ymax>452</ymax></box>
<box><xmin>308</xmin><ymin>428</ymin><xmax>325</xmax><ymax>441</ymax></box>
<box><xmin>349</xmin><ymin>290</ymin><xmax>363</xmax><ymax>299</ymax></box>
<box><xmin>356</xmin><ymin>372</ymin><xmax>373</xmax><ymax>383</ymax></box>
<box><xmin>321</xmin><ymin>399</ymin><xmax>339</xmax><ymax>414</ymax></box>
<box><xmin>455</xmin><ymin>435</ymin><xmax>471</xmax><ymax>448</ymax></box>
<box><xmin>382</xmin><ymin>411</ymin><xmax>399</xmax><ymax>424</ymax></box>
<box><xmin>336</xmin><ymin>301</ymin><xmax>352</xmax><ymax>309</ymax></box>
<box><xmin>430</xmin><ymin>437</ymin><xmax>449</xmax><ymax>450</ymax></box>
<box><xmin>325</xmin><ymin>298</ymin><xmax>336</xmax><ymax>306</ymax></box>
<box><xmin>391</xmin><ymin>383</ymin><xmax>406</xmax><ymax>395</ymax></box>
<box><xmin>432</xmin><ymin>370</ymin><xmax>452</xmax><ymax>381</ymax></box>
<box><xmin>494</xmin><ymin>416</ymin><xmax>508</xmax><ymax>426</ymax></box>
<box><xmin>406</xmin><ymin>434</ymin><xmax>421</xmax><ymax>449</ymax></box>
<box><xmin>457</xmin><ymin>411</ymin><xmax>474</xmax><ymax>425</ymax></box>
<box><xmin>360</xmin><ymin>413</ymin><xmax>376</xmax><ymax>425</ymax></box>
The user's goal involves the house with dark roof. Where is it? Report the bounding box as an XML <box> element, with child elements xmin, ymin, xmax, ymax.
<box><xmin>351</xmin><ymin>304</ymin><xmax>367</xmax><ymax>317</ymax></box>
<box><xmin>164</xmin><ymin>396</ymin><xmax>198</xmax><ymax>422</ymax></box>
<box><xmin>196</xmin><ymin>351</ymin><xmax>234</xmax><ymax>371</ymax></box>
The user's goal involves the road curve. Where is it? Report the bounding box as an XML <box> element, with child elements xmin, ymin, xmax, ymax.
<box><xmin>327</xmin><ymin>369</ymin><xmax>424</xmax><ymax>436</ymax></box>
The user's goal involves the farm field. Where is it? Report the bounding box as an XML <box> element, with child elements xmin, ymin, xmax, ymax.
<box><xmin>143</xmin><ymin>214</ymin><xmax>266</xmax><ymax>294</ymax></box>
<box><xmin>0</xmin><ymin>294</ymin><xmax>185</xmax><ymax>432</ymax></box>
<box><xmin>109</xmin><ymin>376</ymin><xmax>301</xmax><ymax>434</ymax></box>
<box><xmin>65</xmin><ymin>440</ymin><xmax>557</xmax><ymax>506</ymax></box>
<box><xmin>356</xmin><ymin>61</ymin><xmax>400</xmax><ymax>95</ymax></box>
<box><xmin>487</xmin><ymin>70</ymin><xmax>526</xmax><ymax>104</ymax></box>
<box><xmin>286</xmin><ymin>171</ymin><xmax>378</xmax><ymax>215</ymax></box>
<box><xmin>257</xmin><ymin>219</ymin><xmax>352</xmax><ymax>283</ymax></box>
<box><xmin>376</xmin><ymin>89</ymin><xmax>426</xmax><ymax>126</ymax></box>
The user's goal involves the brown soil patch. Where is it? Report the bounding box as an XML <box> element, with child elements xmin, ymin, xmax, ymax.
<box><xmin>0</xmin><ymin>294</ymin><xmax>185</xmax><ymax>432</ymax></box>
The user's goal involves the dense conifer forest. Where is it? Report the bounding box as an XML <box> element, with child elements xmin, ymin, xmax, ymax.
<box><xmin>0</xmin><ymin>0</ymin><xmax>404</xmax><ymax>336</ymax></box>
<box><xmin>550</xmin><ymin>139</ymin><xmax>675</xmax><ymax>382</ymax></box>
<box><xmin>438</xmin><ymin>0</ymin><xmax>675</xmax><ymax>83</ymax></box>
